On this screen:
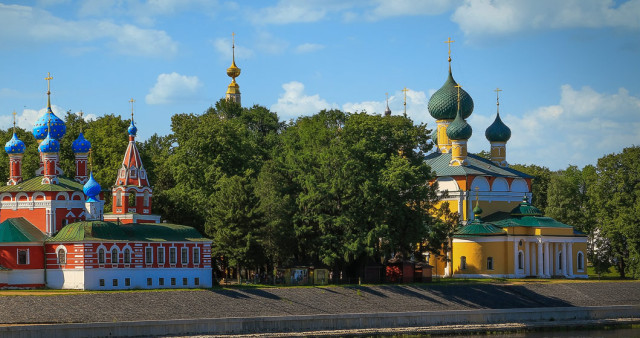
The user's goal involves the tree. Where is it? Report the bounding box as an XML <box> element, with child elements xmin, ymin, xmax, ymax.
<box><xmin>545</xmin><ymin>165</ymin><xmax>593</xmax><ymax>233</ymax></box>
<box><xmin>0</xmin><ymin>127</ymin><xmax>40</xmax><ymax>183</ymax></box>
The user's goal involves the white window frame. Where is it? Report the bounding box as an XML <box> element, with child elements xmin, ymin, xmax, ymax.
<box><xmin>193</xmin><ymin>247</ymin><xmax>200</xmax><ymax>265</ymax></box>
<box><xmin>17</xmin><ymin>248</ymin><xmax>29</xmax><ymax>265</ymax></box>
<box><xmin>145</xmin><ymin>246</ymin><xmax>153</xmax><ymax>265</ymax></box>
<box><xmin>158</xmin><ymin>247</ymin><xmax>165</xmax><ymax>265</ymax></box>
<box><xmin>110</xmin><ymin>246</ymin><xmax>119</xmax><ymax>265</ymax></box>
<box><xmin>577</xmin><ymin>251</ymin><xmax>585</xmax><ymax>272</ymax></box>
<box><xmin>169</xmin><ymin>247</ymin><xmax>177</xmax><ymax>265</ymax></box>
<box><xmin>181</xmin><ymin>247</ymin><xmax>189</xmax><ymax>265</ymax></box>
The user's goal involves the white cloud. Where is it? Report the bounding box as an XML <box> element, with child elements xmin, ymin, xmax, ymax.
<box><xmin>467</xmin><ymin>84</ymin><xmax>640</xmax><ymax>170</ymax></box>
<box><xmin>342</xmin><ymin>89</ymin><xmax>430</xmax><ymax>122</ymax></box>
<box><xmin>271</xmin><ymin>81</ymin><xmax>337</xmax><ymax>120</ymax></box>
<box><xmin>213</xmin><ymin>37</ymin><xmax>255</xmax><ymax>60</ymax></box>
<box><xmin>452</xmin><ymin>0</ymin><xmax>640</xmax><ymax>39</ymax></box>
<box><xmin>295</xmin><ymin>43</ymin><xmax>325</xmax><ymax>54</ymax></box>
<box><xmin>0</xmin><ymin>105</ymin><xmax>65</xmax><ymax>131</ymax></box>
<box><xmin>145</xmin><ymin>72</ymin><xmax>203</xmax><ymax>105</ymax></box>
<box><xmin>78</xmin><ymin>0</ymin><xmax>219</xmax><ymax>25</ymax></box>
<box><xmin>364</xmin><ymin>0</ymin><xmax>457</xmax><ymax>20</ymax></box>
<box><xmin>250</xmin><ymin>0</ymin><xmax>359</xmax><ymax>24</ymax></box>
<box><xmin>0</xmin><ymin>3</ymin><xmax>178</xmax><ymax>57</ymax></box>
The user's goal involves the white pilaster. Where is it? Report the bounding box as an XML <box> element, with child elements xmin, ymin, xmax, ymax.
<box><xmin>537</xmin><ymin>241</ymin><xmax>543</xmax><ymax>278</ymax></box>
<box><xmin>525</xmin><ymin>240</ymin><xmax>530</xmax><ymax>276</ymax></box>
<box><xmin>514</xmin><ymin>238</ymin><xmax>519</xmax><ymax>276</ymax></box>
<box><xmin>568</xmin><ymin>242</ymin><xmax>574</xmax><ymax>277</ymax></box>
<box><xmin>562</xmin><ymin>242</ymin><xmax>568</xmax><ymax>276</ymax></box>
<box><xmin>544</xmin><ymin>242</ymin><xmax>550</xmax><ymax>277</ymax></box>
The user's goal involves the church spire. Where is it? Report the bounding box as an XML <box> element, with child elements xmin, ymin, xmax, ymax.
<box><xmin>226</xmin><ymin>32</ymin><xmax>242</xmax><ymax>106</ymax></box>
<box><xmin>384</xmin><ymin>92</ymin><xmax>391</xmax><ymax>116</ymax></box>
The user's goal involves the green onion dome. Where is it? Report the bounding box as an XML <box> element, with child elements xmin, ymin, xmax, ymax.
<box><xmin>430</xmin><ymin>128</ymin><xmax>438</xmax><ymax>145</ymax></box>
<box><xmin>510</xmin><ymin>196</ymin><xmax>543</xmax><ymax>216</ymax></box>
<box><xmin>485</xmin><ymin>112</ymin><xmax>511</xmax><ymax>142</ymax></box>
<box><xmin>5</xmin><ymin>133</ymin><xmax>26</xmax><ymax>154</ymax></box>
<box><xmin>428</xmin><ymin>69</ymin><xmax>474</xmax><ymax>120</ymax></box>
<box><xmin>473</xmin><ymin>205</ymin><xmax>483</xmax><ymax>216</ymax></box>
<box><xmin>446</xmin><ymin>109</ymin><xmax>472</xmax><ymax>140</ymax></box>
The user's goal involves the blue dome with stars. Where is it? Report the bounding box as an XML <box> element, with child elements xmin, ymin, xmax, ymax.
<box><xmin>83</xmin><ymin>172</ymin><xmax>101</xmax><ymax>203</ymax></box>
<box><xmin>128</xmin><ymin>120</ymin><xmax>137</xmax><ymax>136</ymax></box>
<box><xmin>72</xmin><ymin>132</ymin><xmax>91</xmax><ymax>153</ymax></box>
<box><xmin>33</xmin><ymin>110</ymin><xmax>66</xmax><ymax>140</ymax></box>
<box><xmin>38</xmin><ymin>133</ymin><xmax>60</xmax><ymax>153</ymax></box>
<box><xmin>4</xmin><ymin>133</ymin><xmax>26</xmax><ymax>154</ymax></box>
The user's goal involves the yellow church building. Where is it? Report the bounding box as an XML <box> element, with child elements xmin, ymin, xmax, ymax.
<box><xmin>424</xmin><ymin>40</ymin><xmax>588</xmax><ymax>279</ymax></box>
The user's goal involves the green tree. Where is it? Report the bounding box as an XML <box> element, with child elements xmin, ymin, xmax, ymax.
<box><xmin>545</xmin><ymin>165</ymin><xmax>593</xmax><ymax>233</ymax></box>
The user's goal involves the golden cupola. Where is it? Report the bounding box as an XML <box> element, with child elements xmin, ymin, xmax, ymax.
<box><xmin>225</xmin><ymin>33</ymin><xmax>241</xmax><ymax>106</ymax></box>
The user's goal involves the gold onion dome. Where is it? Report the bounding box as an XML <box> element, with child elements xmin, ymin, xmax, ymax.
<box><xmin>227</xmin><ymin>61</ymin><xmax>241</xmax><ymax>79</ymax></box>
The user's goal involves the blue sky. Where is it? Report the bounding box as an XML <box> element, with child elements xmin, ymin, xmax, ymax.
<box><xmin>1</xmin><ymin>0</ymin><xmax>639</xmax><ymax>170</ymax></box>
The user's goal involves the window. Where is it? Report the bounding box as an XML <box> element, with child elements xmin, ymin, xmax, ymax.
<box><xmin>158</xmin><ymin>247</ymin><xmax>165</xmax><ymax>264</ymax></box>
<box><xmin>17</xmin><ymin>249</ymin><xmax>28</xmax><ymax>265</ymax></box>
<box><xmin>125</xmin><ymin>278</ymin><xmax>131</xmax><ymax>286</ymax></box>
<box><xmin>100</xmin><ymin>279</ymin><xmax>105</xmax><ymax>287</ymax></box>
<box><xmin>111</xmin><ymin>248</ymin><xmax>119</xmax><ymax>264</ymax></box>
<box><xmin>171</xmin><ymin>278</ymin><xmax>176</xmax><ymax>286</ymax></box>
<box><xmin>57</xmin><ymin>248</ymin><xmax>66</xmax><ymax>264</ymax></box>
<box><xmin>145</xmin><ymin>247</ymin><xmax>153</xmax><ymax>264</ymax></box>
<box><xmin>147</xmin><ymin>278</ymin><xmax>152</xmax><ymax>286</ymax></box>
<box><xmin>119</xmin><ymin>168</ymin><xmax>126</xmax><ymax>178</ymax></box>
<box><xmin>193</xmin><ymin>247</ymin><xmax>200</xmax><ymax>265</ymax></box>
<box><xmin>124</xmin><ymin>248</ymin><xmax>131</xmax><ymax>264</ymax></box>
<box><xmin>113</xmin><ymin>279</ymin><xmax>118</xmax><ymax>287</ymax></box>
<box><xmin>194</xmin><ymin>278</ymin><xmax>199</xmax><ymax>286</ymax></box>
<box><xmin>170</xmin><ymin>247</ymin><xmax>177</xmax><ymax>264</ymax></box>
<box><xmin>116</xmin><ymin>190</ymin><xmax>122</xmax><ymax>207</ymax></box>
<box><xmin>98</xmin><ymin>248</ymin><xmax>105</xmax><ymax>264</ymax></box>
<box><xmin>181</xmin><ymin>247</ymin><xmax>188</xmax><ymax>265</ymax></box>
<box><xmin>183</xmin><ymin>278</ymin><xmax>188</xmax><ymax>286</ymax></box>
<box><xmin>577</xmin><ymin>252</ymin><xmax>584</xmax><ymax>271</ymax></box>
<box><xmin>558</xmin><ymin>252</ymin><xmax>563</xmax><ymax>270</ymax></box>
<box><xmin>518</xmin><ymin>251</ymin><xmax>524</xmax><ymax>270</ymax></box>
<box><xmin>130</xmin><ymin>167</ymin><xmax>137</xmax><ymax>178</ymax></box>
<box><xmin>159</xmin><ymin>278</ymin><xmax>164</xmax><ymax>286</ymax></box>
<box><xmin>129</xmin><ymin>191</ymin><xmax>136</xmax><ymax>207</ymax></box>
<box><xmin>143</xmin><ymin>191</ymin><xmax>150</xmax><ymax>207</ymax></box>
<box><xmin>460</xmin><ymin>256</ymin><xmax>467</xmax><ymax>270</ymax></box>
<box><xmin>487</xmin><ymin>257</ymin><xmax>494</xmax><ymax>270</ymax></box>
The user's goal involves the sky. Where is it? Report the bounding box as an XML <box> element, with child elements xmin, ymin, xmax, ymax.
<box><xmin>0</xmin><ymin>0</ymin><xmax>639</xmax><ymax>170</ymax></box>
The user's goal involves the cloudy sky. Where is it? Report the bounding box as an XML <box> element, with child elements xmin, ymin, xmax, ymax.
<box><xmin>1</xmin><ymin>0</ymin><xmax>639</xmax><ymax>170</ymax></box>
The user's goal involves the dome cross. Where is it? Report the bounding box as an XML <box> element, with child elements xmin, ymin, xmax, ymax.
<box><xmin>445</xmin><ymin>37</ymin><xmax>455</xmax><ymax>62</ymax></box>
<box><xmin>12</xmin><ymin>111</ymin><xmax>16</xmax><ymax>134</ymax></box>
<box><xmin>402</xmin><ymin>87</ymin><xmax>409</xmax><ymax>116</ymax></box>
<box><xmin>129</xmin><ymin>98</ymin><xmax>135</xmax><ymax>122</ymax></box>
<box><xmin>494</xmin><ymin>87</ymin><xmax>502</xmax><ymax>114</ymax></box>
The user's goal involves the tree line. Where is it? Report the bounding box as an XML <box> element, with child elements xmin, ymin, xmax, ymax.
<box><xmin>2</xmin><ymin>101</ymin><xmax>638</xmax><ymax>279</ymax></box>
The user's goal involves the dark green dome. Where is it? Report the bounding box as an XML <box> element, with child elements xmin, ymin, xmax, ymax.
<box><xmin>430</xmin><ymin>128</ymin><xmax>438</xmax><ymax>145</ymax></box>
<box><xmin>446</xmin><ymin>110</ymin><xmax>472</xmax><ymax>140</ymax></box>
<box><xmin>510</xmin><ymin>196</ymin><xmax>543</xmax><ymax>216</ymax></box>
<box><xmin>485</xmin><ymin>112</ymin><xmax>511</xmax><ymax>142</ymax></box>
<box><xmin>473</xmin><ymin>205</ymin><xmax>483</xmax><ymax>216</ymax></box>
<box><xmin>428</xmin><ymin>69</ymin><xmax>474</xmax><ymax>120</ymax></box>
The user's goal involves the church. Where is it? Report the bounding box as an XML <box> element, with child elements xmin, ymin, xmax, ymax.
<box><xmin>0</xmin><ymin>75</ymin><xmax>212</xmax><ymax>290</ymax></box>
<box><xmin>424</xmin><ymin>39</ymin><xmax>588</xmax><ymax>279</ymax></box>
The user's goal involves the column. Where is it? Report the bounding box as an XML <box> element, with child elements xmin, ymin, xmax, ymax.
<box><xmin>525</xmin><ymin>241</ymin><xmax>530</xmax><ymax>276</ymax></box>
<box><xmin>562</xmin><ymin>242</ymin><xmax>568</xmax><ymax>276</ymax></box>
<box><xmin>513</xmin><ymin>238</ymin><xmax>519</xmax><ymax>276</ymax></box>
<box><xmin>554</xmin><ymin>242</ymin><xmax>560</xmax><ymax>275</ymax></box>
<box><xmin>568</xmin><ymin>242</ymin><xmax>574</xmax><ymax>277</ymax></box>
<box><xmin>538</xmin><ymin>242</ymin><xmax>544</xmax><ymax>278</ymax></box>
<box><xmin>531</xmin><ymin>243</ymin><xmax>537</xmax><ymax>276</ymax></box>
<box><xmin>544</xmin><ymin>242</ymin><xmax>550</xmax><ymax>277</ymax></box>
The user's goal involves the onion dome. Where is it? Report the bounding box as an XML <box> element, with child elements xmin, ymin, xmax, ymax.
<box><xmin>446</xmin><ymin>109</ymin><xmax>472</xmax><ymax>140</ymax></box>
<box><xmin>33</xmin><ymin>110</ymin><xmax>66</xmax><ymax>140</ymax></box>
<box><xmin>4</xmin><ymin>133</ymin><xmax>26</xmax><ymax>154</ymax></box>
<box><xmin>72</xmin><ymin>132</ymin><xmax>91</xmax><ymax>153</ymax></box>
<box><xmin>430</xmin><ymin>128</ymin><xmax>438</xmax><ymax>145</ymax></box>
<box><xmin>473</xmin><ymin>205</ymin><xmax>483</xmax><ymax>217</ymax></box>
<box><xmin>83</xmin><ymin>172</ymin><xmax>101</xmax><ymax>203</ymax></box>
<box><xmin>227</xmin><ymin>61</ymin><xmax>241</xmax><ymax>79</ymax></box>
<box><xmin>128</xmin><ymin>120</ymin><xmax>137</xmax><ymax>136</ymax></box>
<box><xmin>485</xmin><ymin>112</ymin><xmax>511</xmax><ymax>142</ymax></box>
<box><xmin>428</xmin><ymin>70</ymin><xmax>474</xmax><ymax>120</ymax></box>
<box><xmin>38</xmin><ymin>133</ymin><xmax>60</xmax><ymax>153</ymax></box>
<box><xmin>510</xmin><ymin>196</ymin><xmax>543</xmax><ymax>217</ymax></box>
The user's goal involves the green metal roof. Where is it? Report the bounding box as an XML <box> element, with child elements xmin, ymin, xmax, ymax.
<box><xmin>0</xmin><ymin>175</ymin><xmax>84</xmax><ymax>193</ymax></box>
<box><xmin>0</xmin><ymin>218</ymin><xmax>47</xmax><ymax>243</ymax></box>
<box><xmin>454</xmin><ymin>221</ymin><xmax>506</xmax><ymax>237</ymax></box>
<box><xmin>493</xmin><ymin>216</ymin><xmax>573</xmax><ymax>229</ymax></box>
<box><xmin>510</xmin><ymin>198</ymin><xmax>544</xmax><ymax>216</ymax></box>
<box><xmin>47</xmin><ymin>221</ymin><xmax>210</xmax><ymax>242</ymax></box>
<box><xmin>425</xmin><ymin>152</ymin><xmax>533</xmax><ymax>178</ymax></box>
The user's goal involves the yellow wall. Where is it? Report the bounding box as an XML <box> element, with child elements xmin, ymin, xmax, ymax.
<box><xmin>453</xmin><ymin>240</ymin><xmax>512</xmax><ymax>275</ymax></box>
<box><xmin>572</xmin><ymin>241</ymin><xmax>588</xmax><ymax>276</ymax></box>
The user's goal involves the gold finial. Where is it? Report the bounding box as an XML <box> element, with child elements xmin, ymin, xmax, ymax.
<box><xmin>12</xmin><ymin>111</ymin><xmax>17</xmax><ymax>133</ymax></box>
<box><xmin>385</xmin><ymin>92</ymin><xmax>389</xmax><ymax>103</ymax></box>
<box><xmin>445</xmin><ymin>37</ymin><xmax>455</xmax><ymax>62</ymax></box>
<box><xmin>474</xmin><ymin>186</ymin><xmax>479</xmax><ymax>205</ymax></box>
<box><xmin>79</xmin><ymin>110</ymin><xmax>84</xmax><ymax>132</ymax></box>
<box><xmin>232</xmin><ymin>32</ymin><xmax>236</xmax><ymax>62</ymax></box>
<box><xmin>45</xmin><ymin>72</ymin><xmax>53</xmax><ymax>109</ymax></box>
<box><xmin>89</xmin><ymin>148</ymin><xmax>93</xmax><ymax>172</ymax></box>
<box><xmin>494</xmin><ymin>87</ymin><xmax>502</xmax><ymax>115</ymax></box>
<box><xmin>402</xmin><ymin>87</ymin><xmax>409</xmax><ymax>116</ymax></box>
<box><xmin>227</xmin><ymin>33</ymin><xmax>241</xmax><ymax>80</ymax></box>
<box><xmin>129</xmin><ymin>98</ymin><xmax>135</xmax><ymax>122</ymax></box>
<box><xmin>454</xmin><ymin>84</ymin><xmax>462</xmax><ymax>113</ymax></box>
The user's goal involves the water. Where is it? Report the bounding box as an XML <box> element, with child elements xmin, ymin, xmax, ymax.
<box><xmin>361</xmin><ymin>326</ymin><xmax>640</xmax><ymax>338</ymax></box>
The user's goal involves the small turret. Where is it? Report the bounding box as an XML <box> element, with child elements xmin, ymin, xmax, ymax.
<box><xmin>446</xmin><ymin>84</ymin><xmax>472</xmax><ymax>166</ymax></box>
<box><xmin>72</xmin><ymin>111</ymin><xmax>91</xmax><ymax>184</ymax></box>
<box><xmin>225</xmin><ymin>32</ymin><xmax>241</xmax><ymax>106</ymax></box>
<box><xmin>39</xmin><ymin>121</ymin><xmax>60</xmax><ymax>184</ymax></box>
<box><xmin>485</xmin><ymin>88</ymin><xmax>511</xmax><ymax>167</ymax></box>
<box><xmin>83</xmin><ymin>172</ymin><xmax>104</xmax><ymax>221</ymax></box>
<box><xmin>5</xmin><ymin>112</ymin><xmax>25</xmax><ymax>185</ymax></box>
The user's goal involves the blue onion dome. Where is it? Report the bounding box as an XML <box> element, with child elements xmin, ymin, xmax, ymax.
<box><xmin>33</xmin><ymin>110</ymin><xmax>66</xmax><ymax>140</ymax></box>
<box><xmin>83</xmin><ymin>172</ymin><xmax>101</xmax><ymax>202</ymax></box>
<box><xmin>428</xmin><ymin>70</ymin><xmax>474</xmax><ymax>120</ymax></box>
<box><xmin>510</xmin><ymin>196</ymin><xmax>543</xmax><ymax>216</ymax></box>
<box><xmin>446</xmin><ymin>109</ymin><xmax>472</xmax><ymax>140</ymax></box>
<box><xmin>5</xmin><ymin>133</ymin><xmax>26</xmax><ymax>154</ymax></box>
<box><xmin>128</xmin><ymin>120</ymin><xmax>137</xmax><ymax>136</ymax></box>
<box><xmin>38</xmin><ymin>133</ymin><xmax>60</xmax><ymax>153</ymax></box>
<box><xmin>485</xmin><ymin>112</ymin><xmax>511</xmax><ymax>142</ymax></box>
<box><xmin>72</xmin><ymin>132</ymin><xmax>91</xmax><ymax>153</ymax></box>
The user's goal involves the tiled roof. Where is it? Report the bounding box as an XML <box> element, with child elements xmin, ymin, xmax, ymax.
<box><xmin>47</xmin><ymin>221</ymin><xmax>210</xmax><ymax>242</ymax></box>
<box><xmin>424</xmin><ymin>152</ymin><xmax>533</xmax><ymax>178</ymax></box>
<box><xmin>494</xmin><ymin>216</ymin><xmax>573</xmax><ymax>228</ymax></box>
<box><xmin>0</xmin><ymin>176</ymin><xmax>84</xmax><ymax>193</ymax></box>
<box><xmin>454</xmin><ymin>221</ymin><xmax>506</xmax><ymax>238</ymax></box>
<box><xmin>0</xmin><ymin>218</ymin><xmax>47</xmax><ymax>243</ymax></box>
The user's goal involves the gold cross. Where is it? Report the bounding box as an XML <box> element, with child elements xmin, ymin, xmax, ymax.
<box><xmin>129</xmin><ymin>98</ymin><xmax>135</xmax><ymax>120</ymax></box>
<box><xmin>45</xmin><ymin>72</ymin><xmax>53</xmax><ymax>93</ymax></box>
<box><xmin>494</xmin><ymin>87</ymin><xmax>502</xmax><ymax>113</ymax></box>
<box><xmin>402</xmin><ymin>87</ymin><xmax>409</xmax><ymax>115</ymax></box>
<box><xmin>445</xmin><ymin>37</ymin><xmax>455</xmax><ymax>59</ymax></box>
<box><xmin>454</xmin><ymin>84</ymin><xmax>462</xmax><ymax>111</ymax></box>
<box><xmin>79</xmin><ymin>110</ymin><xmax>84</xmax><ymax>132</ymax></box>
<box><xmin>12</xmin><ymin>111</ymin><xmax>16</xmax><ymax>133</ymax></box>
<box><xmin>89</xmin><ymin>148</ymin><xmax>93</xmax><ymax>171</ymax></box>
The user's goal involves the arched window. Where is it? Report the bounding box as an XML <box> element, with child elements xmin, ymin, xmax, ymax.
<box><xmin>111</xmin><ymin>248</ymin><xmax>119</xmax><ymax>264</ymax></box>
<box><xmin>460</xmin><ymin>256</ymin><xmax>467</xmax><ymax>270</ymax></box>
<box><xmin>558</xmin><ymin>252</ymin><xmax>563</xmax><ymax>270</ymax></box>
<box><xmin>116</xmin><ymin>190</ymin><xmax>122</xmax><ymax>207</ymax></box>
<box><xmin>518</xmin><ymin>251</ymin><xmax>524</xmax><ymax>270</ymax></box>
<box><xmin>57</xmin><ymin>248</ymin><xmax>66</xmax><ymax>265</ymax></box>
<box><xmin>98</xmin><ymin>248</ymin><xmax>105</xmax><ymax>264</ymax></box>
<box><xmin>129</xmin><ymin>191</ymin><xmax>136</xmax><ymax>207</ymax></box>
<box><xmin>124</xmin><ymin>248</ymin><xmax>131</xmax><ymax>264</ymax></box>
<box><xmin>487</xmin><ymin>257</ymin><xmax>494</xmax><ymax>270</ymax></box>
<box><xmin>577</xmin><ymin>252</ymin><xmax>584</xmax><ymax>271</ymax></box>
